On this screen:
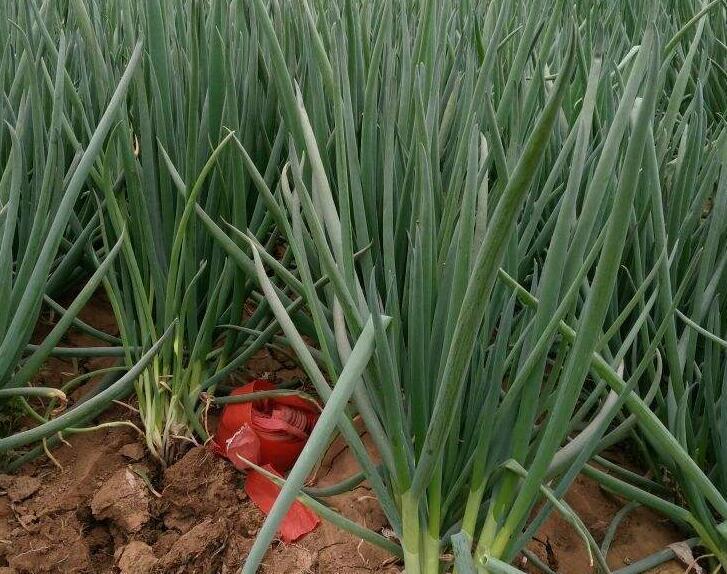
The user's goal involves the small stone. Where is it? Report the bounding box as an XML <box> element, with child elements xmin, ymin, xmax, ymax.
<box><xmin>118</xmin><ymin>541</ymin><xmax>158</xmax><ymax>574</ymax></box>
<box><xmin>6</xmin><ymin>477</ymin><xmax>41</xmax><ymax>503</ymax></box>
<box><xmin>119</xmin><ymin>443</ymin><xmax>146</xmax><ymax>461</ymax></box>
<box><xmin>91</xmin><ymin>468</ymin><xmax>151</xmax><ymax>533</ymax></box>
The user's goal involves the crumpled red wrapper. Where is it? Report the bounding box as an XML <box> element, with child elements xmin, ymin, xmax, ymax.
<box><xmin>212</xmin><ymin>379</ymin><xmax>321</xmax><ymax>542</ymax></box>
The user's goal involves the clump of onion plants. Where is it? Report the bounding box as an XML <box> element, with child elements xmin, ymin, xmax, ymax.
<box><xmin>593</xmin><ymin>0</ymin><xmax>727</xmax><ymax>567</ymax></box>
<box><xmin>204</xmin><ymin>0</ymin><xmax>727</xmax><ymax>571</ymax></box>
<box><xmin>0</xmin><ymin>2</ymin><xmax>159</xmax><ymax>468</ymax></box>
<box><xmin>26</xmin><ymin>0</ymin><xmax>297</xmax><ymax>464</ymax></box>
<box><xmin>3</xmin><ymin>1</ymin><xmax>727</xmax><ymax>573</ymax></box>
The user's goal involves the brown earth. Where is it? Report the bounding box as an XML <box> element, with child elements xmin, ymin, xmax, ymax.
<box><xmin>0</xmin><ymin>424</ymin><xmax>398</xmax><ymax>573</ymax></box>
<box><xmin>0</xmin><ymin>292</ymin><xmax>693</xmax><ymax>573</ymax></box>
<box><xmin>523</xmin><ymin>473</ymin><xmax>687</xmax><ymax>573</ymax></box>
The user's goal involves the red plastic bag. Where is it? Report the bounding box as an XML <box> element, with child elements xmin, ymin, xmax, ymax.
<box><xmin>212</xmin><ymin>379</ymin><xmax>321</xmax><ymax>541</ymax></box>
<box><xmin>213</xmin><ymin>379</ymin><xmax>319</xmax><ymax>472</ymax></box>
<box><xmin>245</xmin><ymin>465</ymin><xmax>320</xmax><ymax>543</ymax></box>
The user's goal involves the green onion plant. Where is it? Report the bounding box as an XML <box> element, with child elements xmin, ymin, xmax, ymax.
<box><xmin>2</xmin><ymin>1</ymin><xmax>727</xmax><ymax>573</ymax></box>
<box><xmin>0</xmin><ymin>1</ymin><xmax>153</xmax><ymax>465</ymax></box>
<box><xmin>212</xmin><ymin>0</ymin><xmax>727</xmax><ymax>571</ymax></box>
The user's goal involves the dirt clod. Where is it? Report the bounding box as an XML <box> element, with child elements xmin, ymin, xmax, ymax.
<box><xmin>119</xmin><ymin>442</ymin><xmax>146</xmax><ymax>461</ymax></box>
<box><xmin>262</xmin><ymin>545</ymin><xmax>319</xmax><ymax>574</ymax></box>
<box><xmin>118</xmin><ymin>541</ymin><xmax>158</xmax><ymax>574</ymax></box>
<box><xmin>157</xmin><ymin>518</ymin><xmax>227</xmax><ymax>573</ymax></box>
<box><xmin>5</xmin><ymin>476</ymin><xmax>40</xmax><ymax>503</ymax></box>
<box><xmin>161</xmin><ymin>447</ymin><xmax>252</xmax><ymax>533</ymax></box>
<box><xmin>6</xmin><ymin>515</ymin><xmax>93</xmax><ymax>573</ymax></box>
<box><xmin>91</xmin><ymin>467</ymin><xmax>151</xmax><ymax>533</ymax></box>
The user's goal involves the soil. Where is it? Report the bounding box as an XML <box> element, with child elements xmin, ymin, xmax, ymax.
<box><xmin>523</xmin><ymin>473</ymin><xmax>686</xmax><ymax>574</ymax></box>
<box><xmin>0</xmin><ymin>292</ymin><xmax>692</xmax><ymax>573</ymax></box>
